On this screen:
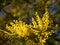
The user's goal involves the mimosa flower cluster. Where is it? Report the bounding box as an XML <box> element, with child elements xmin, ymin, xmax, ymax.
<box><xmin>5</xmin><ymin>8</ymin><xmax>54</xmax><ymax>45</ymax></box>
<box><xmin>6</xmin><ymin>20</ymin><xmax>29</xmax><ymax>38</ymax></box>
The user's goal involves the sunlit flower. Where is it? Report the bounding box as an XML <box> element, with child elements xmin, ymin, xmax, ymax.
<box><xmin>6</xmin><ymin>20</ymin><xmax>29</xmax><ymax>38</ymax></box>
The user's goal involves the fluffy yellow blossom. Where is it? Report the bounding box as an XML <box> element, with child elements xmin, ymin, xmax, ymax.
<box><xmin>29</xmin><ymin>8</ymin><xmax>54</xmax><ymax>45</ymax></box>
<box><xmin>6</xmin><ymin>20</ymin><xmax>29</xmax><ymax>38</ymax></box>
